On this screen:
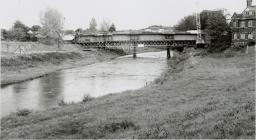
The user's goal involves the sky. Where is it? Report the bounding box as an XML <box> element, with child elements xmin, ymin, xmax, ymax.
<box><xmin>0</xmin><ymin>0</ymin><xmax>254</xmax><ymax>30</ymax></box>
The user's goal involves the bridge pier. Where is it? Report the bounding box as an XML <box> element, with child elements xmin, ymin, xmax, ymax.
<box><xmin>167</xmin><ymin>46</ymin><xmax>170</xmax><ymax>59</ymax></box>
<box><xmin>133</xmin><ymin>42</ymin><xmax>137</xmax><ymax>58</ymax></box>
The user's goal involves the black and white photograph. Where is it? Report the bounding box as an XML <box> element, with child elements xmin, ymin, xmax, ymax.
<box><xmin>0</xmin><ymin>0</ymin><xmax>255</xmax><ymax>139</ymax></box>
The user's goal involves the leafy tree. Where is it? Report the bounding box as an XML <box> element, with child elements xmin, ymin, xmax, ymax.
<box><xmin>100</xmin><ymin>19</ymin><xmax>111</xmax><ymax>32</ymax></box>
<box><xmin>1</xmin><ymin>29</ymin><xmax>7</xmax><ymax>40</ymax></box>
<box><xmin>31</xmin><ymin>25</ymin><xmax>41</xmax><ymax>32</ymax></box>
<box><xmin>75</xmin><ymin>28</ymin><xmax>83</xmax><ymax>34</ymax></box>
<box><xmin>40</xmin><ymin>8</ymin><xmax>64</xmax><ymax>45</ymax></box>
<box><xmin>204</xmin><ymin>10</ymin><xmax>231</xmax><ymax>52</ymax></box>
<box><xmin>40</xmin><ymin>8</ymin><xmax>64</xmax><ymax>39</ymax></box>
<box><xmin>11</xmin><ymin>20</ymin><xmax>30</xmax><ymax>41</ymax></box>
<box><xmin>174</xmin><ymin>10</ymin><xmax>231</xmax><ymax>52</ymax></box>
<box><xmin>89</xmin><ymin>18</ymin><xmax>97</xmax><ymax>32</ymax></box>
<box><xmin>174</xmin><ymin>15</ymin><xmax>196</xmax><ymax>31</ymax></box>
<box><xmin>109</xmin><ymin>24</ymin><xmax>116</xmax><ymax>32</ymax></box>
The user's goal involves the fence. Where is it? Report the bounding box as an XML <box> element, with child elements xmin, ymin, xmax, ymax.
<box><xmin>1</xmin><ymin>41</ymin><xmax>38</xmax><ymax>55</ymax></box>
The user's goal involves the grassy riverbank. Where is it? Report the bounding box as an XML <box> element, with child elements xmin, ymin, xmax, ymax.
<box><xmin>1</xmin><ymin>41</ymin><xmax>129</xmax><ymax>85</ymax></box>
<box><xmin>1</xmin><ymin>47</ymin><xmax>255</xmax><ymax>139</ymax></box>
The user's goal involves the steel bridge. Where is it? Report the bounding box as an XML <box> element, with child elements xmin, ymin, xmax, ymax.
<box><xmin>73</xmin><ymin>32</ymin><xmax>200</xmax><ymax>59</ymax></box>
<box><xmin>75</xmin><ymin>40</ymin><xmax>196</xmax><ymax>59</ymax></box>
<box><xmin>76</xmin><ymin>40</ymin><xmax>196</xmax><ymax>48</ymax></box>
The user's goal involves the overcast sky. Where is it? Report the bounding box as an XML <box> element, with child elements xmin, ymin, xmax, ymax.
<box><xmin>0</xmin><ymin>0</ymin><xmax>254</xmax><ymax>30</ymax></box>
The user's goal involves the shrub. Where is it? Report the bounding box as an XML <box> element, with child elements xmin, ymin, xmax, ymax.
<box><xmin>16</xmin><ymin>109</ymin><xmax>32</xmax><ymax>116</ymax></box>
<box><xmin>103</xmin><ymin>120</ymin><xmax>136</xmax><ymax>132</ymax></box>
<box><xmin>58</xmin><ymin>99</ymin><xmax>67</xmax><ymax>106</ymax></box>
<box><xmin>82</xmin><ymin>94</ymin><xmax>94</xmax><ymax>103</ymax></box>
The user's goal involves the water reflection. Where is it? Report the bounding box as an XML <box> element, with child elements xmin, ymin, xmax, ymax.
<box><xmin>1</xmin><ymin>51</ymin><xmax>167</xmax><ymax>117</ymax></box>
<box><xmin>38</xmin><ymin>72</ymin><xmax>63</xmax><ymax>107</ymax></box>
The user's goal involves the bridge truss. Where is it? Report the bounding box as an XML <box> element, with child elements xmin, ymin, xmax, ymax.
<box><xmin>76</xmin><ymin>40</ymin><xmax>196</xmax><ymax>48</ymax></box>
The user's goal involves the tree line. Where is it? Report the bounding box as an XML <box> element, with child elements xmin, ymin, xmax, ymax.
<box><xmin>1</xmin><ymin>8</ymin><xmax>232</xmax><ymax>52</ymax></box>
<box><xmin>75</xmin><ymin>18</ymin><xmax>116</xmax><ymax>35</ymax></box>
<box><xmin>1</xmin><ymin>8</ymin><xmax>116</xmax><ymax>43</ymax></box>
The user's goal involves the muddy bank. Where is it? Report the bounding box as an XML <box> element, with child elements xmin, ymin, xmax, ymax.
<box><xmin>1</xmin><ymin>50</ymin><xmax>123</xmax><ymax>86</ymax></box>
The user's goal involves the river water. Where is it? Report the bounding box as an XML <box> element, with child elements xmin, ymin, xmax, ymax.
<box><xmin>1</xmin><ymin>51</ymin><xmax>168</xmax><ymax>117</ymax></box>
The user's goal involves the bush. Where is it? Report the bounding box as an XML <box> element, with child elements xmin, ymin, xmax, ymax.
<box><xmin>82</xmin><ymin>94</ymin><xmax>94</xmax><ymax>103</ymax></box>
<box><xmin>58</xmin><ymin>99</ymin><xmax>67</xmax><ymax>106</ymax></box>
<box><xmin>16</xmin><ymin>109</ymin><xmax>32</xmax><ymax>116</ymax></box>
<box><xmin>103</xmin><ymin>120</ymin><xmax>136</xmax><ymax>132</ymax></box>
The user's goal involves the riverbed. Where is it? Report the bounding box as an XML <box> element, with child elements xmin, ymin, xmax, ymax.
<box><xmin>1</xmin><ymin>51</ymin><xmax>168</xmax><ymax>117</ymax></box>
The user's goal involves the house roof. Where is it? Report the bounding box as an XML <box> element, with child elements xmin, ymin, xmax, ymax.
<box><xmin>231</xmin><ymin>4</ymin><xmax>256</xmax><ymax>20</ymax></box>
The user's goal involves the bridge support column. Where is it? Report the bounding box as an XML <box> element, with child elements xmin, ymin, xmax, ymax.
<box><xmin>167</xmin><ymin>46</ymin><xmax>170</xmax><ymax>59</ymax></box>
<box><xmin>133</xmin><ymin>42</ymin><xmax>137</xmax><ymax>58</ymax></box>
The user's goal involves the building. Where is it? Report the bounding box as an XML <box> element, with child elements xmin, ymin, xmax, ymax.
<box><xmin>230</xmin><ymin>0</ymin><xmax>256</xmax><ymax>46</ymax></box>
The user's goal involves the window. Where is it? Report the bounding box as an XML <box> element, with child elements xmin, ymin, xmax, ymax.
<box><xmin>233</xmin><ymin>22</ymin><xmax>237</xmax><ymax>27</ymax></box>
<box><xmin>248</xmin><ymin>20</ymin><xmax>253</xmax><ymax>27</ymax></box>
<box><xmin>248</xmin><ymin>33</ymin><xmax>253</xmax><ymax>39</ymax></box>
<box><xmin>240</xmin><ymin>34</ymin><xmax>245</xmax><ymax>39</ymax></box>
<box><xmin>234</xmin><ymin>33</ymin><xmax>238</xmax><ymax>40</ymax></box>
<box><xmin>240</xmin><ymin>21</ymin><xmax>246</xmax><ymax>27</ymax></box>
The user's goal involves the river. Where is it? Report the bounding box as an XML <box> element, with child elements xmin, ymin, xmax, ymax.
<box><xmin>1</xmin><ymin>51</ymin><xmax>168</xmax><ymax>117</ymax></box>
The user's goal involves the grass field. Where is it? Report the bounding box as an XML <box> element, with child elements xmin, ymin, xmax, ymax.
<box><xmin>1</xmin><ymin>46</ymin><xmax>255</xmax><ymax>139</ymax></box>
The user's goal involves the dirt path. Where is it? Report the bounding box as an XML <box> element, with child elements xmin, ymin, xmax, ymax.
<box><xmin>1</xmin><ymin>48</ymin><xmax>255</xmax><ymax>139</ymax></box>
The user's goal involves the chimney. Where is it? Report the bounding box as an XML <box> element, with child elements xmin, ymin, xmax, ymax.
<box><xmin>247</xmin><ymin>0</ymin><xmax>252</xmax><ymax>7</ymax></box>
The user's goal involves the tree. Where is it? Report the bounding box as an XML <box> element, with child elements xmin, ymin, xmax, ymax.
<box><xmin>11</xmin><ymin>20</ymin><xmax>30</xmax><ymax>41</ymax></box>
<box><xmin>1</xmin><ymin>29</ymin><xmax>7</xmax><ymax>40</ymax></box>
<box><xmin>203</xmin><ymin>10</ymin><xmax>231</xmax><ymax>52</ymax></box>
<box><xmin>109</xmin><ymin>24</ymin><xmax>116</xmax><ymax>32</ymax></box>
<box><xmin>40</xmin><ymin>8</ymin><xmax>64</xmax><ymax>39</ymax></box>
<box><xmin>100</xmin><ymin>19</ymin><xmax>111</xmax><ymax>32</ymax></box>
<box><xmin>89</xmin><ymin>18</ymin><xmax>97</xmax><ymax>32</ymax></box>
<box><xmin>75</xmin><ymin>28</ymin><xmax>83</xmax><ymax>34</ymax></box>
<box><xmin>31</xmin><ymin>25</ymin><xmax>41</xmax><ymax>32</ymax></box>
<box><xmin>174</xmin><ymin>10</ymin><xmax>231</xmax><ymax>52</ymax></box>
<box><xmin>174</xmin><ymin>15</ymin><xmax>196</xmax><ymax>31</ymax></box>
